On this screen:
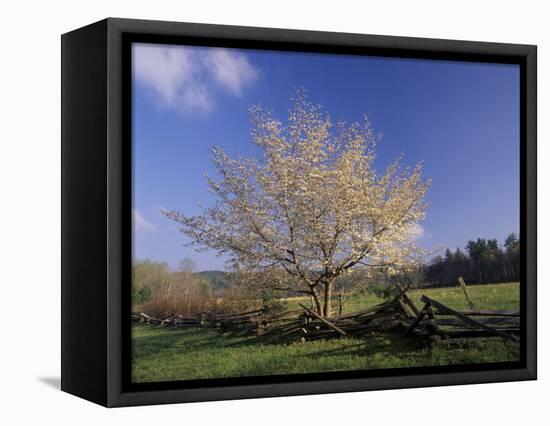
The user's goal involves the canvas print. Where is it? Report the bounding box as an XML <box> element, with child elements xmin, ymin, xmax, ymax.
<box><xmin>131</xmin><ymin>43</ymin><xmax>520</xmax><ymax>383</ymax></box>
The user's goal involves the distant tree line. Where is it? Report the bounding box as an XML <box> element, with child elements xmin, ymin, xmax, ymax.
<box><xmin>195</xmin><ymin>271</ymin><xmax>232</xmax><ymax>290</ymax></box>
<box><xmin>132</xmin><ymin>233</ymin><xmax>520</xmax><ymax>317</ymax></box>
<box><xmin>132</xmin><ymin>259</ymin><xmax>263</xmax><ymax>315</ymax></box>
<box><xmin>132</xmin><ymin>258</ymin><xmax>211</xmax><ymax>311</ymax></box>
<box><xmin>424</xmin><ymin>233</ymin><xmax>520</xmax><ymax>287</ymax></box>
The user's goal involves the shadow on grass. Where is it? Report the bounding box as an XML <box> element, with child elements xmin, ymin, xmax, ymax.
<box><xmin>297</xmin><ymin>334</ymin><xmax>425</xmax><ymax>360</ymax></box>
<box><xmin>133</xmin><ymin>324</ymin><xmax>426</xmax><ymax>357</ymax></box>
<box><xmin>133</xmin><ymin>325</ymin><xmax>257</xmax><ymax>358</ymax></box>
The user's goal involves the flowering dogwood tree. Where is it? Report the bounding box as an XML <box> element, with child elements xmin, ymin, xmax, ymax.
<box><xmin>163</xmin><ymin>91</ymin><xmax>430</xmax><ymax>317</ymax></box>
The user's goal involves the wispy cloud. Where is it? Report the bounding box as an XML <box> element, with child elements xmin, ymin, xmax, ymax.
<box><xmin>133</xmin><ymin>43</ymin><xmax>259</xmax><ymax>116</ymax></box>
<box><xmin>204</xmin><ymin>49</ymin><xmax>259</xmax><ymax>96</ymax></box>
<box><xmin>133</xmin><ymin>209</ymin><xmax>156</xmax><ymax>234</ymax></box>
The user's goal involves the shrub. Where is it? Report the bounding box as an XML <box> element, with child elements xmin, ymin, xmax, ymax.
<box><xmin>260</xmin><ymin>289</ymin><xmax>287</xmax><ymax>314</ymax></box>
<box><xmin>132</xmin><ymin>286</ymin><xmax>152</xmax><ymax>305</ymax></box>
<box><xmin>368</xmin><ymin>282</ymin><xmax>400</xmax><ymax>300</ymax></box>
<box><xmin>140</xmin><ymin>271</ymin><xmax>213</xmax><ymax>316</ymax></box>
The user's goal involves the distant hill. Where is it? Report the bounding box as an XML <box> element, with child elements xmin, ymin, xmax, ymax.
<box><xmin>195</xmin><ymin>270</ymin><xmax>232</xmax><ymax>290</ymax></box>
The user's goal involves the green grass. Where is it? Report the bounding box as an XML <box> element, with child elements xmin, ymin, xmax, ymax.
<box><xmin>283</xmin><ymin>282</ymin><xmax>520</xmax><ymax>313</ymax></box>
<box><xmin>132</xmin><ymin>282</ymin><xmax>520</xmax><ymax>383</ymax></box>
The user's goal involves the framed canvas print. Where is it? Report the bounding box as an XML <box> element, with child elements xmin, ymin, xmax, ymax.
<box><xmin>61</xmin><ymin>18</ymin><xmax>537</xmax><ymax>407</ymax></box>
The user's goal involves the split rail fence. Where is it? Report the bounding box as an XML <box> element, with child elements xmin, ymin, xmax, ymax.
<box><xmin>133</xmin><ymin>286</ymin><xmax>519</xmax><ymax>345</ymax></box>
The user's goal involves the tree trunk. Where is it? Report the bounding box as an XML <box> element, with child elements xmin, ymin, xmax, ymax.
<box><xmin>323</xmin><ymin>281</ymin><xmax>333</xmax><ymax>318</ymax></box>
<box><xmin>311</xmin><ymin>288</ymin><xmax>323</xmax><ymax>317</ymax></box>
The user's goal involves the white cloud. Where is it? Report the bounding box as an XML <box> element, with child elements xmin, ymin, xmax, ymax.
<box><xmin>205</xmin><ymin>48</ymin><xmax>258</xmax><ymax>96</ymax></box>
<box><xmin>133</xmin><ymin>43</ymin><xmax>258</xmax><ymax>115</ymax></box>
<box><xmin>133</xmin><ymin>209</ymin><xmax>156</xmax><ymax>234</ymax></box>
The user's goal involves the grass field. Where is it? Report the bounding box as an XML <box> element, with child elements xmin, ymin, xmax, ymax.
<box><xmin>132</xmin><ymin>282</ymin><xmax>520</xmax><ymax>383</ymax></box>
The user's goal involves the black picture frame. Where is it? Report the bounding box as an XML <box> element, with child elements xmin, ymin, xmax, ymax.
<box><xmin>61</xmin><ymin>17</ymin><xmax>537</xmax><ymax>407</ymax></box>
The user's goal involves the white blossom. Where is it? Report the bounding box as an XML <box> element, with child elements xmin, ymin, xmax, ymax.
<box><xmin>163</xmin><ymin>90</ymin><xmax>431</xmax><ymax>316</ymax></box>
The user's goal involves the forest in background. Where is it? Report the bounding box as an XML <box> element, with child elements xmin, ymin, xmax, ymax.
<box><xmin>424</xmin><ymin>233</ymin><xmax>520</xmax><ymax>287</ymax></box>
<box><xmin>132</xmin><ymin>232</ymin><xmax>520</xmax><ymax>316</ymax></box>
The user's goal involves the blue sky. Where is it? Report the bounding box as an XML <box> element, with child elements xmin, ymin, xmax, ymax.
<box><xmin>132</xmin><ymin>43</ymin><xmax>520</xmax><ymax>272</ymax></box>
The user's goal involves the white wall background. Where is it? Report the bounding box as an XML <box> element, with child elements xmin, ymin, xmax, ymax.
<box><xmin>0</xmin><ymin>0</ymin><xmax>546</xmax><ymax>423</ymax></box>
